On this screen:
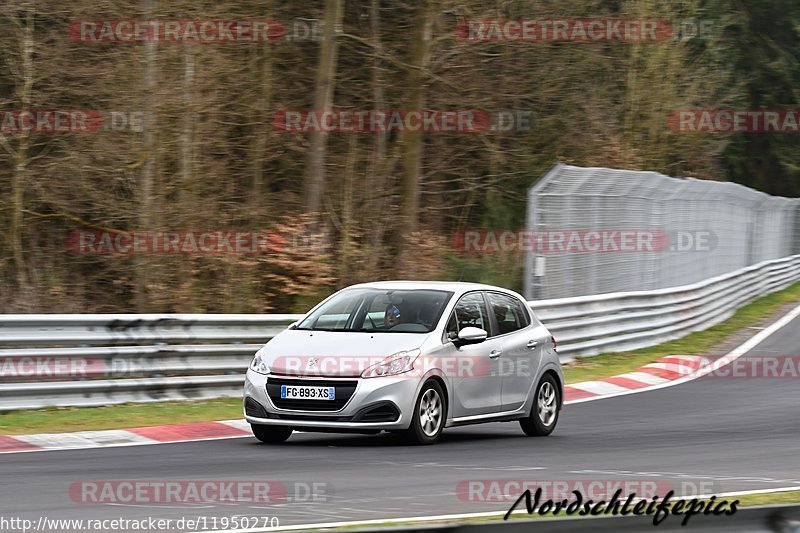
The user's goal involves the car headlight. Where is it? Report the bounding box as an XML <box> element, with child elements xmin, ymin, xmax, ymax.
<box><xmin>361</xmin><ymin>349</ymin><xmax>420</xmax><ymax>378</ymax></box>
<box><xmin>249</xmin><ymin>352</ymin><xmax>270</xmax><ymax>375</ymax></box>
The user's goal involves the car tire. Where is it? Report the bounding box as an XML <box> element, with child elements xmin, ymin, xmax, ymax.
<box><xmin>403</xmin><ymin>380</ymin><xmax>446</xmax><ymax>445</ymax></box>
<box><xmin>251</xmin><ymin>424</ymin><xmax>293</xmax><ymax>444</ymax></box>
<box><xmin>520</xmin><ymin>373</ymin><xmax>560</xmax><ymax>437</ymax></box>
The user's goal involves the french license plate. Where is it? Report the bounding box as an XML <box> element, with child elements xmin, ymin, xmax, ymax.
<box><xmin>280</xmin><ymin>385</ymin><xmax>335</xmax><ymax>400</ymax></box>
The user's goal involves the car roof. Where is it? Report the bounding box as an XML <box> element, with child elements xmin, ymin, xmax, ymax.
<box><xmin>346</xmin><ymin>280</ymin><xmax>523</xmax><ymax>299</ymax></box>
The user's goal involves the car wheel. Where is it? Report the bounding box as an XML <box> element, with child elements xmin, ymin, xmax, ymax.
<box><xmin>403</xmin><ymin>380</ymin><xmax>445</xmax><ymax>445</ymax></box>
<box><xmin>520</xmin><ymin>374</ymin><xmax>560</xmax><ymax>437</ymax></box>
<box><xmin>251</xmin><ymin>424</ymin><xmax>293</xmax><ymax>444</ymax></box>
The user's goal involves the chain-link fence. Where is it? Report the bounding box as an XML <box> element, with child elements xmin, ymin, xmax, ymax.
<box><xmin>524</xmin><ymin>164</ymin><xmax>800</xmax><ymax>300</ymax></box>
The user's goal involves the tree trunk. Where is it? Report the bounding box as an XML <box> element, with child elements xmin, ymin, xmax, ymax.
<box><xmin>367</xmin><ymin>0</ymin><xmax>388</xmax><ymax>258</ymax></box>
<box><xmin>339</xmin><ymin>135</ymin><xmax>357</xmax><ymax>284</ymax></box>
<box><xmin>303</xmin><ymin>0</ymin><xmax>344</xmax><ymax>216</ymax></box>
<box><xmin>9</xmin><ymin>8</ymin><xmax>34</xmax><ymax>288</ymax></box>
<box><xmin>136</xmin><ymin>0</ymin><xmax>158</xmax><ymax>310</ymax></box>
<box><xmin>399</xmin><ymin>0</ymin><xmax>433</xmax><ymax>238</ymax></box>
<box><xmin>180</xmin><ymin>42</ymin><xmax>195</xmax><ymax>206</ymax></box>
<box><xmin>251</xmin><ymin>40</ymin><xmax>274</xmax><ymax>222</ymax></box>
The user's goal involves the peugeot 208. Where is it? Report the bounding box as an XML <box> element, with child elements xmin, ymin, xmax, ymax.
<box><xmin>243</xmin><ymin>281</ymin><xmax>562</xmax><ymax>445</ymax></box>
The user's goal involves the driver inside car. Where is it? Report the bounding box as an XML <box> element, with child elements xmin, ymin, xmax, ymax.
<box><xmin>384</xmin><ymin>303</ymin><xmax>402</xmax><ymax>329</ymax></box>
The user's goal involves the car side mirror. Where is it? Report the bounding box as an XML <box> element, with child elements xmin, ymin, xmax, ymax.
<box><xmin>455</xmin><ymin>327</ymin><xmax>487</xmax><ymax>347</ymax></box>
<box><xmin>288</xmin><ymin>321</ymin><xmax>299</xmax><ymax>330</ymax></box>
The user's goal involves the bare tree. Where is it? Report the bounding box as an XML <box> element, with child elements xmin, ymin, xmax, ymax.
<box><xmin>250</xmin><ymin>39</ymin><xmax>275</xmax><ymax>221</ymax></box>
<box><xmin>0</xmin><ymin>7</ymin><xmax>35</xmax><ymax>288</ymax></box>
<box><xmin>303</xmin><ymin>0</ymin><xmax>344</xmax><ymax>215</ymax></box>
<box><xmin>399</xmin><ymin>0</ymin><xmax>434</xmax><ymax>238</ymax></box>
<box><xmin>135</xmin><ymin>0</ymin><xmax>159</xmax><ymax>309</ymax></box>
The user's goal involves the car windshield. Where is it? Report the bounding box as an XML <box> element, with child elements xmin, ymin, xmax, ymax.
<box><xmin>296</xmin><ymin>288</ymin><xmax>453</xmax><ymax>333</ymax></box>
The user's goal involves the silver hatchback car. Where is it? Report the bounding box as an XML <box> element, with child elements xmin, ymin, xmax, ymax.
<box><xmin>243</xmin><ymin>281</ymin><xmax>563</xmax><ymax>444</ymax></box>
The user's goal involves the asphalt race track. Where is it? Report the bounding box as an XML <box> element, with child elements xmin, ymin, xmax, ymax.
<box><xmin>2</xmin><ymin>312</ymin><xmax>799</xmax><ymax>530</ymax></box>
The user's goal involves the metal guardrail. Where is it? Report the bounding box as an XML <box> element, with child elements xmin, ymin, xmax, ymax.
<box><xmin>1</xmin><ymin>254</ymin><xmax>799</xmax><ymax>410</ymax></box>
<box><xmin>0</xmin><ymin>314</ymin><xmax>299</xmax><ymax>345</ymax></box>
<box><xmin>533</xmin><ymin>253</ymin><xmax>800</xmax><ymax>358</ymax></box>
<box><xmin>0</xmin><ymin>316</ymin><xmax>300</xmax><ymax>410</ymax></box>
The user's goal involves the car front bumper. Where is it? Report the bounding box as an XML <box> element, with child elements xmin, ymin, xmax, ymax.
<box><xmin>243</xmin><ymin>369</ymin><xmax>421</xmax><ymax>432</ymax></box>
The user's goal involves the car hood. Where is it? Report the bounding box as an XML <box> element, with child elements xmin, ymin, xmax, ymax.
<box><xmin>260</xmin><ymin>329</ymin><xmax>431</xmax><ymax>377</ymax></box>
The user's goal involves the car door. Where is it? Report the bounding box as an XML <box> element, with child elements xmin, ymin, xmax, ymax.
<box><xmin>486</xmin><ymin>292</ymin><xmax>548</xmax><ymax>411</ymax></box>
<box><xmin>443</xmin><ymin>291</ymin><xmax>504</xmax><ymax>418</ymax></box>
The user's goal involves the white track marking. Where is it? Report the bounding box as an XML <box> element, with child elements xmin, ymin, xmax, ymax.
<box><xmin>641</xmin><ymin>362</ymin><xmax>695</xmax><ymax>375</ymax></box>
<box><xmin>614</xmin><ymin>372</ymin><xmax>669</xmax><ymax>385</ymax></box>
<box><xmin>68</xmin><ymin>429</ymin><xmax>158</xmax><ymax>446</ymax></box>
<box><xmin>567</xmin><ymin>381</ymin><xmax>630</xmax><ymax>395</ymax></box>
<box><xmin>566</xmin><ymin>300</ymin><xmax>800</xmax><ymax>405</ymax></box>
<box><xmin>0</xmin><ymin>433</ymin><xmax>250</xmax><ymax>455</ymax></box>
<box><xmin>16</xmin><ymin>432</ymin><xmax>123</xmax><ymax>450</ymax></box>
<box><xmin>219</xmin><ymin>419</ymin><xmax>251</xmax><ymax>431</ymax></box>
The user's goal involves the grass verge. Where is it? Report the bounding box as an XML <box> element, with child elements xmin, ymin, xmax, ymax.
<box><xmin>0</xmin><ymin>397</ymin><xmax>242</xmax><ymax>435</ymax></box>
<box><xmin>564</xmin><ymin>280</ymin><xmax>800</xmax><ymax>384</ymax></box>
<box><xmin>2</xmin><ymin>281</ymin><xmax>799</xmax><ymax>435</ymax></box>
<box><xmin>732</xmin><ymin>490</ymin><xmax>800</xmax><ymax>506</ymax></box>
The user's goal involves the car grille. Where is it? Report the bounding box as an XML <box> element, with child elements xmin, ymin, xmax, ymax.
<box><xmin>266</xmin><ymin>377</ymin><xmax>358</xmax><ymax>411</ymax></box>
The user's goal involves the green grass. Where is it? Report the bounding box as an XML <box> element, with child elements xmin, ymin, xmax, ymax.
<box><xmin>732</xmin><ymin>490</ymin><xmax>800</xmax><ymax>506</ymax></box>
<box><xmin>564</xmin><ymin>281</ymin><xmax>800</xmax><ymax>384</ymax></box>
<box><xmin>0</xmin><ymin>397</ymin><xmax>243</xmax><ymax>435</ymax></box>
<box><xmin>2</xmin><ymin>281</ymin><xmax>799</xmax><ymax>435</ymax></box>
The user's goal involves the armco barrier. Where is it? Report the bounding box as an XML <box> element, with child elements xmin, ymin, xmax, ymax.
<box><xmin>1</xmin><ymin>254</ymin><xmax>799</xmax><ymax>410</ymax></box>
<box><xmin>532</xmin><ymin>253</ymin><xmax>800</xmax><ymax>358</ymax></box>
<box><xmin>0</xmin><ymin>316</ymin><xmax>300</xmax><ymax>410</ymax></box>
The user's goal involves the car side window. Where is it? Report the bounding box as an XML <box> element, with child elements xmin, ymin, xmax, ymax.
<box><xmin>487</xmin><ymin>292</ymin><xmax>528</xmax><ymax>335</ymax></box>
<box><xmin>450</xmin><ymin>292</ymin><xmax>490</xmax><ymax>338</ymax></box>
